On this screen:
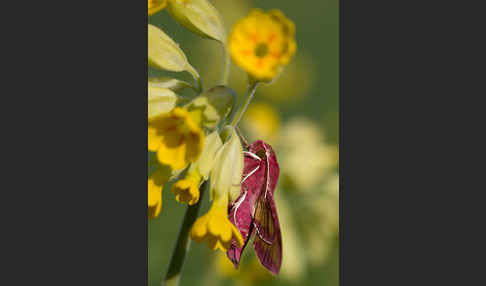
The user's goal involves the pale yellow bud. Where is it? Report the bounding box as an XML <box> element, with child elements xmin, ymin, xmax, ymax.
<box><xmin>166</xmin><ymin>0</ymin><xmax>226</xmax><ymax>43</ymax></box>
<box><xmin>209</xmin><ymin>126</ymin><xmax>243</xmax><ymax>202</ymax></box>
<box><xmin>196</xmin><ymin>131</ymin><xmax>223</xmax><ymax>180</ymax></box>
<box><xmin>148</xmin><ymin>24</ymin><xmax>200</xmax><ymax>82</ymax></box>
<box><xmin>148</xmin><ymin>77</ymin><xmax>195</xmax><ymax>92</ymax></box>
<box><xmin>148</xmin><ymin>84</ymin><xmax>177</xmax><ymax>119</ymax></box>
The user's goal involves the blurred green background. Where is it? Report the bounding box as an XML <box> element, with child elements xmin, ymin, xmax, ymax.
<box><xmin>149</xmin><ymin>0</ymin><xmax>339</xmax><ymax>285</ymax></box>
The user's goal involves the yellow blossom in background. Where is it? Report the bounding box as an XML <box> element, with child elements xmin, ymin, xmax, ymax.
<box><xmin>148</xmin><ymin>107</ymin><xmax>205</xmax><ymax>171</ymax></box>
<box><xmin>274</xmin><ymin>192</ymin><xmax>306</xmax><ymax>280</ymax></box>
<box><xmin>190</xmin><ymin>196</ymin><xmax>244</xmax><ymax>252</ymax></box>
<box><xmin>229</xmin><ymin>9</ymin><xmax>296</xmax><ymax>81</ymax></box>
<box><xmin>148</xmin><ymin>177</ymin><xmax>163</xmax><ymax>219</ymax></box>
<box><xmin>304</xmin><ymin>173</ymin><xmax>339</xmax><ymax>265</ymax></box>
<box><xmin>148</xmin><ymin>0</ymin><xmax>167</xmax><ymax>16</ymax></box>
<box><xmin>171</xmin><ymin>169</ymin><xmax>201</xmax><ymax>205</ymax></box>
<box><xmin>279</xmin><ymin>117</ymin><xmax>338</xmax><ymax>191</ymax></box>
<box><xmin>241</xmin><ymin>102</ymin><xmax>280</xmax><ymax>145</ymax></box>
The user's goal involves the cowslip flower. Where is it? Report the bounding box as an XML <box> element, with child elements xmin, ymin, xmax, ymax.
<box><xmin>148</xmin><ymin>107</ymin><xmax>205</xmax><ymax>171</ymax></box>
<box><xmin>148</xmin><ymin>0</ymin><xmax>167</xmax><ymax>16</ymax></box>
<box><xmin>169</xmin><ymin>131</ymin><xmax>222</xmax><ymax>206</ymax></box>
<box><xmin>190</xmin><ymin>126</ymin><xmax>244</xmax><ymax>251</ymax></box>
<box><xmin>229</xmin><ymin>9</ymin><xmax>296</xmax><ymax>81</ymax></box>
<box><xmin>171</xmin><ymin>169</ymin><xmax>201</xmax><ymax>205</ymax></box>
<box><xmin>190</xmin><ymin>195</ymin><xmax>244</xmax><ymax>251</ymax></box>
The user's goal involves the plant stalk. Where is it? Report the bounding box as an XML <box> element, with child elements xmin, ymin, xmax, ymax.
<box><xmin>220</xmin><ymin>42</ymin><xmax>231</xmax><ymax>85</ymax></box>
<box><xmin>162</xmin><ymin>181</ymin><xmax>208</xmax><ymax>286</ymax></box>
<box><xmin>230</xmin><ymin>81</ymin><xmax>259</xmax><ymax>127</ymax></box>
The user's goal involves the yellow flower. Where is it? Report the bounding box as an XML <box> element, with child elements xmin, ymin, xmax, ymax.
<box><xmin>148</xmin><ymin>177</ymin><xmax>163</xmax><ymax>219</ymax></box>
<box><xmin>229</xmin><ymin>9</ymin><xmax>296</xmax><ymax>81</ymax></box>
<box><xmin>242</xmin><ymin>102</ymin><xmax>280</xmax><ymax>144</ymax></box>
<box><xmin>148</xmin><ymin>168</ymin><xmax>171</xmax><ymax>219</ymax></box>
<box><xmin>190</xmin><ymin>196</ymin><xmax>244</xmax><ymax>251</ymax></box>
<box><xmin>148</xmin><ymin>107</ymin><xmax>205</xmax><ymax>171</ymax></box>
<box><xmin>148</xmin><ymin>0</ymin><xmax>167</xmax><ymax>16</ymax></box>
<box><xmin>171</xmin><ymin>170</ymin><xmax>201</xmax><ymax>205</ymax></box>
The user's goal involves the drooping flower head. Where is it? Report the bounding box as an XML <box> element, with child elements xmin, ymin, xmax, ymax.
<box><xmin>190</xmin><ymin>126</ymin><xmax>244</xmax><ymax>252</ymax></box>
<box><xmin>190</xmin><ymin>195</ymin><xmax>244</xmax><ymax>251</ymax></box>
<box><xmin>148</xmin><ymin>107</ymin><xmax>205</xmax><ymax>171</ymax></box>
<box><xmin>171</xmin><ymin>169</ymin><xmax>201</xmax><ymax>205</ymax></box>
<box><xmin>148</xmin><ymin>0</ymin><xmax>167</xmax><ymax>16</ymax></box>
<box><xmin>170</xmin><ymin>130</ymin><xmax>223</xmax><ymax>206</ymax></box>
<box><xmin>229</xmin><ymin>9</ymin><xmax>296</xmax><ymax>81</ymax></box>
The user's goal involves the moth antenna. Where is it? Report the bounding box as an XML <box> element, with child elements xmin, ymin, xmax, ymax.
<box><xmin>236</xmin><ymin>126</ymin><xmax>250</xmax><ymax>149</ymax></box>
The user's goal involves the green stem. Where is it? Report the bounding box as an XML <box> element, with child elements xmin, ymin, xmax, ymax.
<box><xmin>220</xmin><ymin>42</ymin><xmax>231</xmax><ymax>85</ymax></box>
<box><xmin>230</xmin><ymin>81</ymin><xmax>259</xmax><ymax>127</ymax></box>
<box><xmin>162</xmin><ymin>181</ymin><xmax>208</xmax><ymax>286</ymax></box>
<box><xmin>187</xmin><ymin>65</ymin><xmax>203</xmax><ymax>93</ymax></box>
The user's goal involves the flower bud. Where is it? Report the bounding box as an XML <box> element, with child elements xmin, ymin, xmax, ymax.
<box><xmin>166</xmin><ymin>0</ymin><xmax>226</xmax><ymax>43</ymax></box>
<box><xmin>209</xmin><ymin>126</ymin><xmax>243</xmax><ymax>202</ymax></box>
<box><xmin>196</xmin><ymin>131</ymin><xmax>222</xmax><ymax>180</ymax></box>
<box><xmin>186</xmin><ymin>86</ymin><xmax>236</xmax><ymax>129</ymax></box>
<box><xmin>148</xmin><ymin>84</ymin><xmax>177</xmax><ymax>119</ymax></box>
<box><xmin>148</xmin><ymin>24</ymin><xmax>200</xmax><ymax>82</ymax></box>
<box><xmin>149</xmin><ymin>77</ymin><xmax>195</xmax><ymax>92</ymax></box>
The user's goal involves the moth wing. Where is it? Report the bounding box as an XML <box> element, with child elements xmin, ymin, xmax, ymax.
<box><xmin>226</xmin><ymin>153</ymin><xmax>265</xmax><ymax>268</ymax></box>
<box><xmin>226</xmin><ymin>191</ymin><xmax>254</xmax><ymax>267</ymax></box>
<box><xmin>253</xmin><ymin>190</ymin><xmax>282</xmax><ymax>275</ymax></box>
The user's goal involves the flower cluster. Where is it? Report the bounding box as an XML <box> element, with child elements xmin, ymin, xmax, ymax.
<box><xmin>148</xmin><ymin>1</ymin><xmax>298</xmax><ymax>283</ymax></box>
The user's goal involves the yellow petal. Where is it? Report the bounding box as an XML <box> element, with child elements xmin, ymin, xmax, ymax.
<box><xmin>148</xmin><ymin>126</ymin><xmax>163</xmax><ymax>151</ymax></box>
<box><xmin>191</xmin><ymin>215</ymin><xmax>209</xmax><ymax>242</ymax></box>
<box><xmin>157</xmin><ymin>140</ymin><xmax>187</xmax><ymax>170</ymax></box>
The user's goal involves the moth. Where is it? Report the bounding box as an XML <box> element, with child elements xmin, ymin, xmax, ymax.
<box><xmin>226</xmin><ymin>140</ymin><xmax>282</xmax><ymax>275</ymax></box>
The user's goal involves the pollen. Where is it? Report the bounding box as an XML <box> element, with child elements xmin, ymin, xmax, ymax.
<box><xmin>254</xmin><ymin>43</ymin><xmax>269</xmax><ymax>58</ymax></box>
